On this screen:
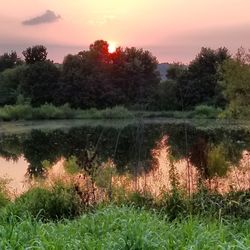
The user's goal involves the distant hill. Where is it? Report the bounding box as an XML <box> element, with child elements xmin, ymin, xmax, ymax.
<box><xmin>157</xmin><ymin>63</ymin><xmax>169</xmax><ymax>81</ymax></box>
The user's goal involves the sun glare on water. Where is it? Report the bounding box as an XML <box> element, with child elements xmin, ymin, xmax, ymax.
<box><xmin>108</xmin><ymin>42</ymin><xmax>117</xmax><ymax>53</ymax></box>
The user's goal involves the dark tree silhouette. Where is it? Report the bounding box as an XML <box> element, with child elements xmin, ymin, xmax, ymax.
<box><xmin>22</xmin><ymin>45</ymin><xmax>48</xmax><ymax>64</ymax></box>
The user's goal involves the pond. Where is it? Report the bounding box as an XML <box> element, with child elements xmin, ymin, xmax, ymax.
<box><xmin>0</xmin><ymin>119</ymin><xmax>250</xmax><ymax>195</ymax></box>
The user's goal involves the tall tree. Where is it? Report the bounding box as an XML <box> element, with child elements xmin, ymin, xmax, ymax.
<box><xmin>0</xmin><ymin>51</ymin><xmax>23</xmax><ymax>72</ymax></box>
<box><xmin>0</xmin><ymin>65</ymin><xmax>26</xmax><ymax>105</ymax></box>
<box><xmin>176</xmin><ymin>47</ymin><xmax>230</xmax><ymax>109</ymax></box>
<box><xmin>60</xmin><ymin>40</ymin><xmax>160</xmax><ymax>108</ymax></box>
<box><xmin>20</xmin><ymin>61</ymin><xmax>60</xmax><ymax>106</ymax></box>
<box><xmin>22</xmin><ymin>45</ymin><xmax>48</xmax><ymax>64</ymax></box>
<box><xmin>220</xmin><ymin>48</ymin><xmax>250</xmax><ymax>118</ymax></box>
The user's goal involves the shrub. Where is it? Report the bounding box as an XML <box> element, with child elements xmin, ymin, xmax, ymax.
<box><xmin>159</xmin><ymin>190</ymin><xmax>188</xmax><ymax>220</ymax></box>
<box><xmin>224</xmin><ymin>190</ymin><xmax>250</xmax><ymax>219</ymax></box>
<box><xmin>0</xmin><ymin>104</ymin><xmax>33</xmax><ymax>121</ymax></box>
<box><xmin>194</xmin><ymin>105</ymin><xmax>222</xmax><ymax>119</ymax></box>
<box><xmin>100</xmin><ymin>106</ymin><xmax>133</xmax><ymax>119</ymax></box>
<box><xmin>9</xmin><ymin>182</ymin><xmax>82</xmax><ymax>221</ymax></box>
<box><xmin>126</xmin><ymin>191</ymin><xmax>154</xmax><ymax>209</ymax></box>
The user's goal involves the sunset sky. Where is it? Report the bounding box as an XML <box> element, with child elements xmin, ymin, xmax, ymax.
<box><xmin>0</xmin><ymin>0</ymin><xmax>250</xmax><ymax>63</ymax></box>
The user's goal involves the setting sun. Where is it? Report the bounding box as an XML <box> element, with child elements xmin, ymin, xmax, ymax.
<box><xmin>108</xmin><ymin>42</ymin><xmax>117</xmax><ymax>53</ymax></box>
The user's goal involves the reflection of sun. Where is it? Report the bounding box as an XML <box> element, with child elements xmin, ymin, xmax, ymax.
<box><xmin>108</xmin><ymin>42</ymin><xmax>116</xmax><ymax>53</ymax></box>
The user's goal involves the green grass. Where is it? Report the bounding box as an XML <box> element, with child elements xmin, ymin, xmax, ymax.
<box><xmin>0</xmin><ymin>103</ymin><xmax>224</xmax><ymax>121</ymax></box>
<box><xmin>0</xmin><ymin>206</ymin><xmax>249</xmax><ymax>249</ymax></box>
<box><xmin>0</xmin><ymin>104</ymin><xmax>134</xmax><ymax>121</ymax></box>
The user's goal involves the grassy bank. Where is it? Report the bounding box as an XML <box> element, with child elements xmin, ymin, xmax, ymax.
<box><xmin>0</xmin><ymin>179</ymin><xmax>249</xmax><ymax>249</ymax></box>
<box><xmin>0</xmin><ymin>104</ymin><xmax>223</xmax><ymax>121</ymax></box>
<box><xmin>0</xmin><ymin>206</ymin><xmax>249</xmax><ymax>249</ymax></box>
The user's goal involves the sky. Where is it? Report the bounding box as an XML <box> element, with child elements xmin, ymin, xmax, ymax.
<box><xmin>0</xmin><ymin>0</ymin><xmax>250</xmax><ymax>63</ymax></box>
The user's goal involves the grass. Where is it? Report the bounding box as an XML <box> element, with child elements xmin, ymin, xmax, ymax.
<box><xmin>0</xmin><ymin>206</ymin><xmax>249</xmax><ymax>249</ymax></box>
<box><xmin>0</xmin><ymin>179</ymin><xmax>249</xmax><ymax>249</ymax></box>
<box><xmin>0</xmin><ymin>103</ymin><xmax>224</xmax><ymax>121</ymax></box>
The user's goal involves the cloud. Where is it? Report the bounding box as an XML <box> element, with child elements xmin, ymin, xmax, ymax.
<box><xmin>22</xmin><ymin>10</ymin><xmax>61</xmax><ymax>26</ymax></box>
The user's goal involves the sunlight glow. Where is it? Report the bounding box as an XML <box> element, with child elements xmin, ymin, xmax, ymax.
<box><xmin>108</xmin><ymin>42</ymin><xmax>117</xmax><ymax>53</ymax></box>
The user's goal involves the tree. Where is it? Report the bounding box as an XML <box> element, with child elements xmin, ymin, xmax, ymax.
<box><xmin>59</xmin><ymin>40</ymin><xmax>160</xmax><ymax>108</ymax></box>
<box><xmin>175</xmin><ymin>47</ymin><xmax>230</xmax><ymax>109</ymax></box>
<box><xmin>0</xmin><ymin>65</ymin><xmax>26</xmax><ymax>105</ymax></box>
<box><xmin>0</xmin><ymin>51</ymin><xmax>23</xmax><ymax>72</ymax></box>
<box><xmin>22</xmin><ymin>45</ymin><xmax>48</xmax><ymax>64</ymax></box>
<box><xmin>20</xmin><ymin>61</ymin><xmax>60</xmax><ymax>106</ymax></box>
<box><xmin>220</xmin><ymin>48</ymin><xmax>250</xmax><ymax>118</ymax></box>
<box><xmin>112</xmin><ymin>47</ymin><xmax>160</xmax><ymax>107</ymax></box>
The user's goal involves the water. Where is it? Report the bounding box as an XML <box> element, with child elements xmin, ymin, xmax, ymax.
<box><xmin>0</xmin><ymin>119</ymin><xmax>250</xmax><ymax>195</ymax></box>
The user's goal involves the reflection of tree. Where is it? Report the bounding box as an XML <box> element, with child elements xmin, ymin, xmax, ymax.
<box><xmin>23</xmin><ymin>130</ymin><xmax>62</xmax><ymax>177</ymax></box>
<box><xmin>0</xmin><ymin>135</ymin><xmax>23</xmax><ymax>161</ymax></box>
<box><xmin>0</xmin><ymin>123</ymin><xmax>250</xmax><ymax>181</ymax></box>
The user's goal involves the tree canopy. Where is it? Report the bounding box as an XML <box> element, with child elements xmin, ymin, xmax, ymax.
<box><xmin>22</xmin><ymin>45</ymin><xmax>48</xmax><ymax>64</ymax></box>
<box><xmin>0</xmin><ymin>51</ymin><xmax>23</xmax><ymax>73</ymax></box>
<box><xmin>220</xmin><ymin>48</ymin><xmax>250</xmax><ymax>118</ymax></box>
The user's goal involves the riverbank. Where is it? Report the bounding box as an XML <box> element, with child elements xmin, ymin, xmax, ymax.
<box><xmin>0</xmin><ymin>104</ymin><xmax>223</xmax><ymax>121</ymax></box>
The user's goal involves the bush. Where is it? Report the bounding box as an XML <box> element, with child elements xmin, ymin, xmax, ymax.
<box><xmin>0</xmin><ymin>104</ymin><xmax>33</xmax><ymax>121</ymax></box>
<box><xmin>100</xmin><ymin>106</ymin><xmax>133</xmax><ymax>119</ymax></box>
<box><xmin>8</xmin><ymin>182</ymin><xmax>82</xmax><ymax>221</ymax></box>
<box><xmin>190</xmin><ymin>189</ymin><xmax>250</xmax><ymax>219</ymax></box>
<box><xmin>126</xmin><ymin>191</ymin><xmax>154</xmax><ymax>209</ymax></box>
<box><xmin>224</xmin><ymin>191</ymin><xmax>250</xmax><ymax>219</ymax></box>
<box><xmin>33</xmin><ymin>103</ymin><xmax>74</xmax><ymax>119</ymax></box>
<box><xmin>158</xmin><ymin>190</ymin><xmax>188</xmax><ymax>220</ymax></box>
<box><xmin>194</xmin><ymin>105</ymin><xmax>222</xmax><ymax>119</ymax></box>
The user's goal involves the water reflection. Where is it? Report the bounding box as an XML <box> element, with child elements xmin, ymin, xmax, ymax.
<box><xmin>0</xmin><ymin>121</ymin><xmax>250</xmax><ymax>194</ymax></box>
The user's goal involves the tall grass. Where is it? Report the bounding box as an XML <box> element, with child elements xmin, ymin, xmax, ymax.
<box><xmin>0</xmin><ymin>206</ymin><xmax>249</xmax><ymax>249</ymax></box>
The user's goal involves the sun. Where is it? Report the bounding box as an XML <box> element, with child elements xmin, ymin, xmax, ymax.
<box><xmin>108</xmin><ymin>42</ymin><xmax>117</xmax><ymax>53</ymax></box>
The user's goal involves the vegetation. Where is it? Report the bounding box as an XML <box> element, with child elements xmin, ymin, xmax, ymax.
<box><xmin>0</xmin><ymin>104</ymin><xmax>135</xmax><ymax>121</ymax></box>
<box><xmin>0</xmin><ymin>206</ymin><xmax>249</xmax><ymax>249</ymax></box>
<box><xmin>6</xmin><ymin>182</ymin><xmax>82</xmax><ymax>221</ymax></box>
<box><xmin>0</xmin><ymin>178</ymin><xmax>10</xmax><ymax>209</ymax></box>
<box><xmin>219</xmin><ymin>48</ymin><xmax>250</xmax><ymax>118</ymax></box>
<box><xmin>0</xmin><ymin>103</ymin><xmax>223</xmax><ymax>121</ymax></box>
<box><xmin>1</xmin><ymin>41</ymin><xmax>250</xmax><ymax>119</ymax></box>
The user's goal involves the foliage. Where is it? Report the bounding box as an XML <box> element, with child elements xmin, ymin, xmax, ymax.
<box><xmin>154</xmin><ymin>79</ymin><xmax>179</xmax><ymax>110</ymax></box>
<box><xmin>59</xmin><ymin>40</ymin><xmax>160</xmax><ymax>109</ymax></box>
<box><xmin>1</xmin><ymin>206</ymin><xmax>249</xmax><ymax>249</ymax></box>
<box><xmin>0</xmin><ymin>104</ymin><xmax>74</xmax><ymax>121</ymax></box>
<box><xmin>0</xmin><ymin>178</ymin><xmax>10</xmax><ymax>209</ymax></box>
<box><xmin>0</xmin><ymin>65</ymin><xmax>27</xmax><ymax>105</ymax></box>
<box><xmin>207</xmin><ymin>144</ymin><xmax>229</xmax><ymax>178</ymax></box>
<box><xmin>220</xmin><ymin>48</ymin><xmax>250</xmax><ymax>118</ymax></box>
<box><xmin>0</xmin><ymin>104</ymin><xmax>33</xmax><ymax>120</ymax></box>
<box><xmin>174</xmin><ymin>47</ymin><xmax>230</xmax><ymax>109</ymax></box>
<box><xmin>190</xmin><ymin>188</ymin><xmax>250</xmax><ymax>219</ymax></box>
<box><xmin>22</xmin><ymin>45</ymin><xmax>48</xmax><ymax>64</ymax></box>
<box><xmin>8</xmin><ymin>182</ymin><xmax>82</xmax><ymax>221</ymax></box>
<box><xmin>63</xmin><ymin>156</ymin><xmax>80</xmax><ymax>174</ymax></box>
<box><xmin>158</xmin><ymin>189</ymin><xmax>188</xmax><ymax>221</ymax></box>
<box><xmin>193</xmin><ymin>105</ymin><xmax>222</xmax><ymax>119</ymax></box>
<box><xmin>0</xmin><ymin>51</ymin><xmax>23</xmax><ymax>73</ymax></box>
<box><xmin>20</xmin><ymin>61</ymin><xmax>60</xmax><ymax>106</ymax></box>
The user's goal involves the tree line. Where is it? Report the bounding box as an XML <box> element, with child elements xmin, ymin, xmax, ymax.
<box><xmin>0</xmin><ymin>40</ymin><xmax>249</xmax><ymax>117</ymax></box>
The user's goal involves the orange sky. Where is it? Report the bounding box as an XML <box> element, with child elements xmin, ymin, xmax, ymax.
<box><xmin>1</xmin><ymin>0</ymin><xmax>250</xmax><ymax>63</ymax></box>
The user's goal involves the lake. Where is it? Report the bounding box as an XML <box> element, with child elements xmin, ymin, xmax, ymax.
<box><xmin>1</xmin><ymin>119</ymin><xmax>250</xmax><ymax>195</ymax></box>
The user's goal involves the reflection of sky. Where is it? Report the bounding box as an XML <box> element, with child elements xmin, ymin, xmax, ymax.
<box><xmin>1</xmin><ymin>0</ymin><xmax>250</xmax><ymax>63</ymax></box>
